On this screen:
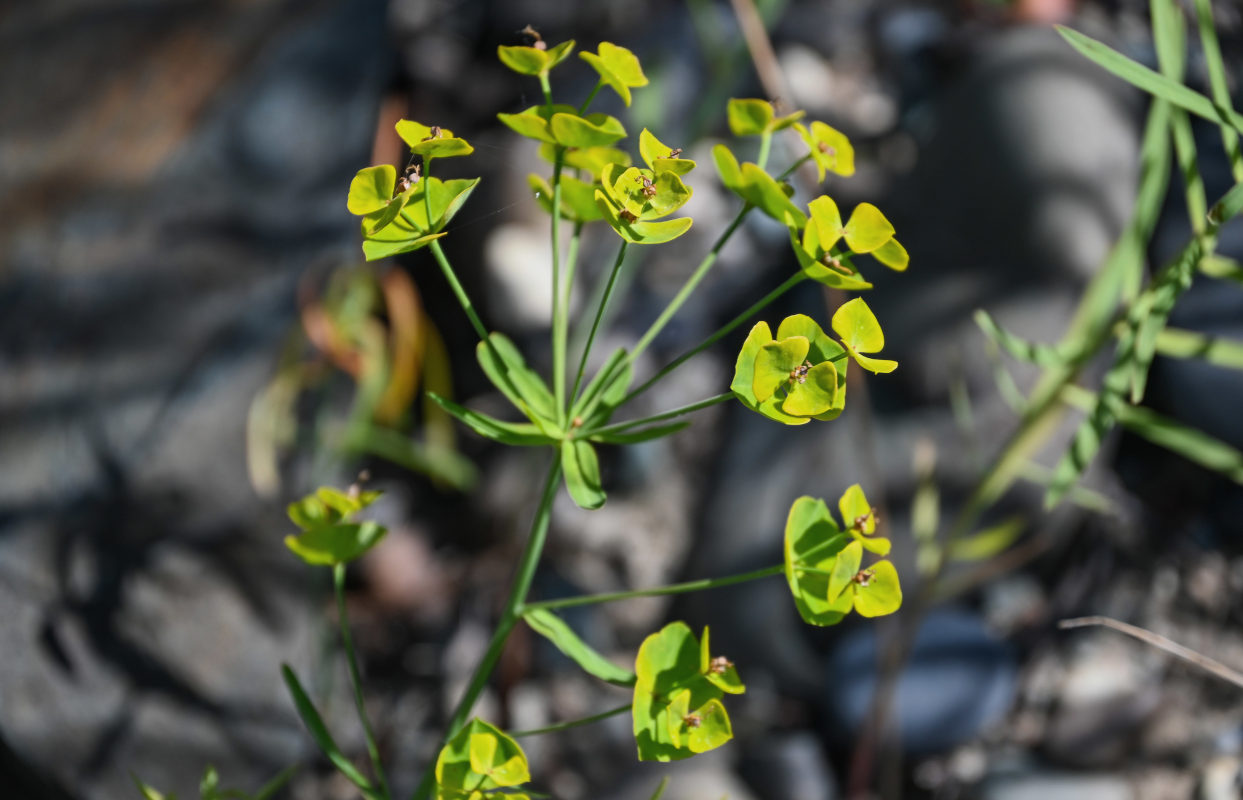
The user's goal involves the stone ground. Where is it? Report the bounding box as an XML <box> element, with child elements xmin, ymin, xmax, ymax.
<box><xmin>2</xmin><ymin>1</ymin><xmax>1243</xmax><ymax>799</ymax></box>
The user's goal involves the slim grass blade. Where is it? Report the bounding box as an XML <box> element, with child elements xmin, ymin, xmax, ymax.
<box><xmin>281</xmin><ymin>665</ymin><xmax>380</xmax><ymax>800</ymax></box>
<box><xmin>1192</xmin><ymin>0</ymin><xmax>1243</xmax><ymax>180</ymax></box>
<box><xmin>1056</xmin><ymin>25</ymin><xmax>1243</xmax><ymax>135</ymax></box>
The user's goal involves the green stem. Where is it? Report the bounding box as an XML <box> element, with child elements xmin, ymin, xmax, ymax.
<box><xmin>524</xmin><ymin>564</ymin><xmax>783</xmax><ymax>612</ymax></box>
<box><xmin>583</xmin><ymin>392</ymin><xmax>733</xmax><ymax>438</ymax></box>
<box><xmin>538</xmin><ymin>72</ymin><xmax>555</xmax><ymax>109</ymax></box>
<box><xmin>509</xmin><ymin>703</ymin><xmax>631</xmax><ymax>738</ymax></box>
<box><xmin>622</xmin><ymin>271</ymin><xmax>808</xmax><ymax>407</ymax></box>
<box><xmin>757</xmin><ymin>131</ymin><xmax>773</xmax><ymax>170</ymax></box>
<box><xmin>776</xmin><ymin>153</ymin><xmax>812</xmax><ymax>181</ymax></box>
<box><xmin>428</xmin><ymin>240</ymin><xmax>488</xmax><ymax>341</ymax></box>
<box><xmin>551</xmin><ymin>155</ymin><xmax>567</xmax><ymax>423</ymax></box>
<box><xmin>630</xmin><ymin>204</ymin><xmax>752</xmax><ymax>362</ymax></box>
<box><xmin>578</xmin><ymin>79</ymin><xmax>604</xmax><ymax>115</ymax></box>
<box><xmin>335</xmin><ymin>564</ymin><xmax>391</xmax><ymax>800</ymax></box>
<box><xmin>570</xmin><ymin>240</ymin><xmax>629</xmax><ymax>404</ymax></box>
<box><xmin>412</xmin><ymin>458</ymin><xmax>563</xmax><ymax>800</ymax></box>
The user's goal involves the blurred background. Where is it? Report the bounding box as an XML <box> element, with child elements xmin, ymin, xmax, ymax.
<box><xmin>3</xmin><ymin>0</ymin><xmax>1243</xmax><ymax>798</ymax></box>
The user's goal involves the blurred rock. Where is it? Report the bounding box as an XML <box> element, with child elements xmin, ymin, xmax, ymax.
<box><xmin>977</xmin><ymin>769</ymin><xmax>1133</xmax><ymax>800</ymax></box>
<box><xmin>827</xmin><ymin>608</ymin><xmax>1018</xmax><ymax>754</ymax></box>
<box><xmin>738</xmin><ymin>731</ymin><xmax>839</xmax><ymax>800</ymax></box>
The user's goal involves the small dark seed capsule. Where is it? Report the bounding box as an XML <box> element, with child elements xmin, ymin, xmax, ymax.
<box><xmin>619</xmin><ymin>209</ymin><xmax>638</xmax><ymax>223</ymax></box>
<box><xmin>684</xmin><ymin>714</ymin><xmax>702</xmax><ymax>728</ymax></box>
<box><xmin>668</xmin><ymin>148</ymin><xmax>682</xmax><ymax>158</ymax></box>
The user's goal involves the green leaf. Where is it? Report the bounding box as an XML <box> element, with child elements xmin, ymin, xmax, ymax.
<box><xmin>947</xmin><ymin>516</ymin><xmax>1024</xmax><ymax>562</ymax></box>
<box><xmin>498</xmin><ymin>45</ymin><xmax>550</xmax><ymax>75</ymax></box>
<box><xmin>639</xmin><ymin>128</ymin><xmax>695</xmax><ymax>176</ymax></box>
<box><xmin>1151</xmin><ymin>327</ymin><xmax>1243</xmax><ymax>370</ymax></box>
<box><xmin>711</xmin><ymin>144</ymin><xmax>746</xmax><ymax>193</ymax></box>
<box><xmin>543</xmin><ymin>142</ymin><xmax>632</xmax><ymax>175</ymax></box>
<box><xmin>1111</xmin><ymin>396</ymin><xmax>1243</xmax><ymax>484</ymax></box>
<box><xmin>477</xmin><ymin>333</ymin><xmax>559</xmax><ymax>432</ymax></box>
<box><xmin>524</xmin><ymin>608</ymin><xmax>637</xmax><ymax>686</ymax></box>
<box><xmin>347</xmin><ymin>165</ymin><xmax>397</xmax><ymax>215</ymax></box>
<box><xmin>1055</xmin><ymin>25</ymin><xmax>1243</xmax><ymax>134</ymax></box>
<box><xmin>580</xmin><ymin>42</ymin><xmax>648</xmax><ymax>106</ymax></box>
<box><xmin>851</xmin><ymin>560</ymin><xmax>902</xmax><ymax>617</ymax></box>
<box><xmin>828</xmin><ymin>540</ymin><xmax>863</xmax><ymax>602</ymax></box>
<box><xmin>395</xmin><ymin>120</ymin><xmax>474</xmax><ymax>159</ymax></box>
<box><xmin>788</xmin><ymin>218</ymin><xmax>873</xmax><ymax>291</ymax></box>
<box><xmin>361</xmin><ymin>231</ymin><xmax>446</xmax><ymax>261</ymax></box>
<box><xmin>699</xmin><ymin>627</ymin><xmax>745</xmax><ymax>695</ymax></box>
<box><xmin>562</xmin><ymin>439</ymin><xmax>606</xmax><ymax>509</ymax></box>
<box><xmin>199</xmin><ymin>766</ymin><xmax>220</xmax><ymax>799</ymax></box>
<box><xmin>739</xmin><ymin>163</ymin><xmax>806</xmax><ymax>227</ymax></box>
<box><xmin>727</xmin><ymin>98</ymin><xmax>774</xmax><ymax>136</ymax></box>
<box><xmin>666</xmin><ymin>691</ymin><xmax>732</xmax><ymax>753</ymax></box>
<box><xmin>550</xmin><ymin>112</ymin><xmax>627</xmax><ymax>148</ymax></box>
<box><xmin>832</xmin><ymin>297</ymin><xmax>897</xmax><ymax>374</ymax></box>
<box><xmin>284</xmin><ymin>521</ymin><xmax>387</xmax><ymax>566</ymax></box>
<box><xmin>427</xmin><ymin>392</ymin><xmax>557</xmax><ymax>446</ymax></box>
<box><xmin>794</xmin><ymin>121</ymin><xmax>855</xmax><ymax>181</ymax></box>
<box><xmin>436</xmin><ymin>719</ymin><xmax>530</xmax><ymax>792</ymax></box>
<box><xmin>783</xmin><ymin>496</ymin><xmax>851</xmax><ymax>626</ymax></box>
<box><xmin>595</xmin><ymin>190</ymin><xmax>694</xmax><ymax>244</ymax></box>
<box><xmin>590</xmin><ymin>421</ymin><xmax>690</xmax><ymax>445</ymax></box>
<box><xmin>316</xmin><ymin>486</ymin><xmax>382</xmax><ymax>516</ymax></box>
<box><xmin>1193</xmin><ymin>0</ymin><xmax>1243</xmax><ymax>180</ymax></box>
<box><xmin>753</xmin><ymin>337</ymin><xmax>810</xmax><ymax>402</ymax></box>
<box><xmin>287</xmin><ymin>495</ymin><xmax>341</xmax><ymax>530</ymax></box>
<box><xmin>281</xmin><ymin>665</ymin><xmax>378</xmax><ymax>797</ymax></box>
<box><xmin>871</xmin><ymin>237</ymin><xmax>909</xmax><ymax>271</ymax></box>
<box><xmin>132</xmin><ymin>774</ymin><xmax>170</xmax><ymax>800</ymax></box>
<box><xmin>974</xmin><ymin>309</ymin><xmax>1078</xmax><ymax>367</ymax></box>
<box><xmin>782</xmin><ymin>360</ymin><xmax>837</xmax><ymax>416</ymax></box>
<box><xmin>843</xmin><ymin>203</ymin><xmax>895</xmax><ymax>253</ymax></box>
<box><xmin>544</xmin><ymin>40</ymin><xmax>576</xmax><ymax>69</ymax></box>
<box><xmin>498</xmin><ymin>105</ymin><xmax>576</xmax><ymax>144</ymax></box>
<box><xmin>838</xmin><ymin>484</ymin><xmax>875</xmax><ymax>534</ymax></box>
<box><xmin>528</xmin><ymin>173</ymin><xmax>604</xmax><ymax>222</ymax></box>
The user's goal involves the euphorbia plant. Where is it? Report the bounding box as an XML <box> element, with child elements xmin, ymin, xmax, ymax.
<box><xmin>279</xmin><ymin>30</ymin><xmax>911</xmax><ymax>799</ymax></box>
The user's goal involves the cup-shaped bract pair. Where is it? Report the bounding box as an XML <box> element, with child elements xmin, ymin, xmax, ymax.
<box><xmin>435</xmin><ymin>718</ymin><xmax>531</xmax><ymax>800</ymax></box>
<box><xmin>632</xmin><ymin>622</ymin><xmax>745</xmax><ymax>762</ymax></box>
<box><xmin>595</xmin><ymin>161</ymin><xmax>694</xmax><ymax>244</ymax></box>
<box><xmin>580</xmin><ymin>42</ymin><xmax>648</xmax><ymax>106</ymax></box>
<box><xmin>346</xmin><ymin>120</ymin><xmax>480</xmax><ymax>261</ymax></box>
<box><xmin>498</xmin><ymin>103</ymin><xmax>627</xmax><ymax>152</ymax></box>
<box><xmin>284</xmin><ymin>486</ymin><xmax>387</xmax><ymax>566</ymax></box>
<box><xmin>726</xmin><ymin>97</ymin><xmax>806</xmax><ymax>137</ymax></box>
<box><xmin>732</xmin><ymin>314</ymin><xmax>848</xmax><ymax>425</ymax></box>
<box><xmin>832</xmin><ymin>297</ymin><xmax>897</xmax><ymax>375</ymax></box>
<box><xmin>784</xmin><ymin>486</ymin><xmax>901</xmax><ymax>626</ymax></box>
<box><xmin>712</xmin><ymin>144</ymin><xmax>806</xmax><ymax>229</ymax></box>
<box><xmin>793</xmin><ymin>120</ymin><xmax>855</xmax><ymax>182</ymax></box>
<box><xmin>498</xmin><ymin>37</ymin><xmax>576</xmax><ymax>77</ymax></box>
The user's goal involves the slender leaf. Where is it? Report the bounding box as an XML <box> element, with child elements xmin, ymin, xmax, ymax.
<box><xmin>280</xmin><ymin>665</ymin><xmax>379</xmax><ymax>798</ymax></box>
<box><xmin>427</xmin><ymin>392</ymin><xmax>557</xmax><ymax>446</ymax></box>
<box><xmin>589</xmin><ymin>421</ymin><xmax>690</xmax><ymax>444</ymax></box>
<box><xmin>1151</xmin><ymin>327</ymin><xmax>1243</xmax><ymax>370</ymax></box>
<box><xmin>1192</xmin><ymin>0</ymin><xmax>1243</xmax><ymax>180</ymax></box>
<box><xmin>1055</xmin><ymin>26</ymin><xmax>1243</xmax><ymax>134</ymax></box>
<box><xmin>523</xmin><ymin>608</ymin><xmax>636</xmax><ymax>686</ymax></box>
<box><xmin>974</xmin><ymin>310</ymin><xmax>1079</xmax><ymax>366</ymax></box>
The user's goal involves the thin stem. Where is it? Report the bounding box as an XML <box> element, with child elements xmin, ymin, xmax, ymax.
<box><xmin>623</xmin><ymin>271</ymin><xmax>808</xmax><ymax>407</ymax></box>
<box><xmin>578</xmin><ymin>79</ymin><xmax>604</xmax><ymax>115</ymax></box>
<box><xmin>412</xmin><ymin>458</ymin><xmax>563</xmax><ymax>800</ymax></box>
<box><xmin>570</xmin><ymin>240</ymin><xmax>629</xmax><ymax>404</ymax></box>
<box><xmin>776</xmin><ymin>153</ymin><xmax>812</xmax><ymax>181</ymax></box>
<box><xmin>524</xmin><ymin>564</ymin><xmax>783</xmax><ymax>612</ymax></box>
<box><xmin>422</xmin><ymin>157</ymin><xmax>435</xmax><ymax>232</ymax></box>
<box><xmin>630</xmin><ymin>204</ymin><xmax>752</xmax><ymax>362</ymax></box>
<box><xmin>1059</xmin><ymin>616</ymin><xmax>1243</xmax><ymax>689</ymax></box>
<box><xmin>757</xmin><ymin>131</ymin><xmax>773</xmax><ymax>170</ymax></box>
<box><xmin>583</xmin><ymin>392</ymin><xmax>732</xmax><ymax>438</ymax></box>
<box><xmin>551</xmin><ymin>155</ymin><xmax>567</xmax><ymax>423</ymax></box>
<box><xmin>335</xmin><ymin>564</ymin><xmax>391</xmax><ymax>800</ymax></box>
<box><xmin>428</xmin><ymin>240</ymin><xmax>488</xmax><ymax>341</ymax></box>
<box><xmin>509</xmin><ymin>703</ymin><xmax>631</xmax><ymax>738</ymax></box>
